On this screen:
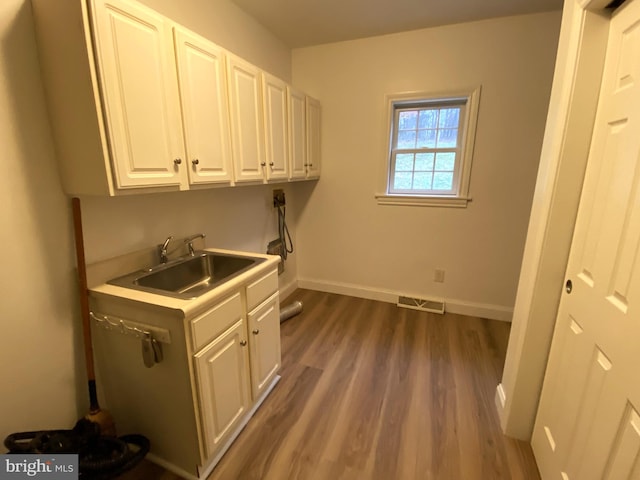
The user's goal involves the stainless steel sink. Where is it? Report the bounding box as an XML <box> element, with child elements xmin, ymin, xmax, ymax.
<box><xmin>108</xmin><ymin>251</ymin><xmax>266</xmax><ymax>299</ymax></box>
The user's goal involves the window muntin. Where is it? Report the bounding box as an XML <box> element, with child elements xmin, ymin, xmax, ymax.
<box><xmin>389</xmin><ymin>100</ymin><xmax>467</xmax><ymax>195</ymax></box>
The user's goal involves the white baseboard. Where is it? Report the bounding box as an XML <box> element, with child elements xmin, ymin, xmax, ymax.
<box><xmin>146</xmin><ymin>375</ymin><xmax>281</xmax><ymax>480</ymax></box>
<box><xmin>278</xmin><ymin>278</ymin><xmax>299</xmax><ymax>302</ymax></box>
<box><xmin>297</xmin><ymin>278</ymin><xmax>513</xmax><ymax>322</ymax></box>
<box><xmin>145</xmin><ymin>453</ymin><xmax>199</xmax><ymax>480</ymax></box>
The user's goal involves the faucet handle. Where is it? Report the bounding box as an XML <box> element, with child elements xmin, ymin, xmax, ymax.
<box><xmin>161</xmin><ymin>236</ymin><xmax>173</xmax><ymax>250</ymax></box>
<box><xmin>158</xmin><ymin>236</ymin><xmax>174</xmax><ymax>263</ymax></box>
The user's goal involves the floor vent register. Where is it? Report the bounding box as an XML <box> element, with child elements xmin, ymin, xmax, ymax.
<box><xmin>397</xmin><ymin>296</ymin><xmax>445</xmax><ymax>314</ymax></box>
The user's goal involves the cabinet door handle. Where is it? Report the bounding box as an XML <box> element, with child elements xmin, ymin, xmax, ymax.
<box><xmin>252</xmin><ymin>329</ymin><xmax>260</xmax><ymax>335</ymax></box>
<box><xmin>260</xmin><ymin>162</ymin><xmax>266</xmax><ymax>167</ymax></box>
<box><xmin>269</xmin><ymin>162</ymin><xmax>274</xmax><ymax>167</ymax></box>
<box><xmin>240</xmin><ymin>340</ymin><xmax>247</xmax><ymax>346</ymax></box>
<box><xmin>174</xmin><ymin>158</ymin><xmax>182</xmax><ymax>165</ymax></box>
<box><xmin>192</xmin><ymin>159</ymin><xmax>199</xmax><ymax>166</ymax></box>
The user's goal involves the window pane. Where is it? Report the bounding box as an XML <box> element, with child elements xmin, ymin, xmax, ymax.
<box><xmin>415</xmin><ymin>153</ymin><xmax>434</xmax><ymax>171</ymax></box>
<box><xmin>433</xmin><ymin>172</ymin><xmax>453</xmax><ymax>191</ymax></box>
<box><xmin>397</xmin><ymin>130</ymin><xmax>416</xmax><ymax>149</ymax></box>
<box><xmin>416</xmin><ymin>129</ymin><xmax>436</xmax><ymax>148</ymax></box>
<box><xmin>413</xmin><ymin>172</ymin><xmax>432</xmax><ymax>190</ymax></box>
<box><xmin>418</xmin><ymin>109</ymin><xmax>437</xmax><ymax>129</ymax></box>
<box><xmin>438</xmin><ymin>108</ymin><xmax>460</xmax><ymax>128</ymax></box>
<box><xmin>393</xmin><ymin>172</ymin><xmax>413</xmax><ymax>190</ymax></box>
<box><xmin>435</xmin><ymin>152</ymin><xmax>456</xmax><ymax>171</ymax></box>
<box><xmin>436</xmin><ymin>128</ymin><xmax>458</xmax><ymax>148</ymax></box>
<box><xmin>398</xmin><ymin>111</ymin><xmax>418</xmax><ymax>130</ymax></box>
<box><xmin>395</xmin><ymin>154</ymin><xmax>414</xmax><ymax>171</ymax></box>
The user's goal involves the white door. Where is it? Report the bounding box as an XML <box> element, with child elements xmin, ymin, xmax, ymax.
<box><xmin>532</xmin><ymin>1</ymin><xmax>640</xmax><ymax>479</ymax></box>
<box><xmin>262</xmin><ymin>73</ymin><xmax>289</xmax><ymax>182</ymax></box>
<box><xmin>227</xmin><ymin>55</ymin><xmax>266</xmax><ymax>183</ymax></box>
<box><xmin>174</xmin><ymin>27</ymin><xmax>233</xmax><ymax>185</ymax></box>
<box><xmin>248</xmin><ymin>293</ymin><xmax>281</xmax><ymax>400</ymax></box>
<box><xmin>194</xmin><ymin>319</ymin><xmax>251</xmax><ymax>459</ymax></box>
<box><xmin>306</xmin><ymin>96</ymin><xmax>321</xmax><ymax>179</ymax></box>
<box><xmin>288</xmin><ymin>87</ymin><xmax>307</xmax><ymax>180</ymax></box>
<box><xmin>90</xmin><ymin>0</ymin><xmax>186</xmax><ymax>189</ymax></box>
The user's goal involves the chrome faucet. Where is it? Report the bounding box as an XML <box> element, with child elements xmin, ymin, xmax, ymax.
<box><xmin>184</xmin><ymin>233</ymin><xmax>206</xmax><ymax>256</ymax></box>
<box><xmin>159</xmin><ymin>236</ymin><xmax>173</xmax><ymax>264</ymax></box>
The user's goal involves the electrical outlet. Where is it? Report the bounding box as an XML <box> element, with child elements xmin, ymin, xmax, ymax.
<box><xmin>434</xmin><ymin>269</ymin><xmax>445</xmax><ymax>283</ymax></box>
<box><xmin>273</xmin><ymin>189</ymin><xmax>285</xmax><ymax>208</ymax></box>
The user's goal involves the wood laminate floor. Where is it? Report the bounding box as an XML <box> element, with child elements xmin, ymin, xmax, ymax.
<box><xmin>119</xmin><ymin>289</ymin><xmax>540</xmax><ymax>480</ymax></box>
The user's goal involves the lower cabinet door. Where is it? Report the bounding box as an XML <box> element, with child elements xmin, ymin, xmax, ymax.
<box><xmin>248</xmin><ymin>293</ymin><xmax>281</xmax><ymax>400</ymax></box>
<box><xmin>194</xmin><ymin>318</ymin><xmax>251</xmax><ymax>459</ymax></box>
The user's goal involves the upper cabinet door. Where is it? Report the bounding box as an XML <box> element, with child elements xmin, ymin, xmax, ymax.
<box><xmin>288</xmin><ymin>87</ymin><xmax>307</xmax><ymax>180</ymax></box>
<box><xmin>262</xmin><ymin>74</ymin><xmax>289</xmax><ymax>182</ymax></box>
<box><xmin>226</xmin><ymin>55</ymin><xmax>266</xmax><ymax>183</ymax></box>
<box><xmin>306</xmin><ymin>96</ymin><xmax>321</xmax><ymax>179</ymax></box>
<box><xmin>174</xmin><ymin>27</ymin><xmax>233</xmax><ymax>185</ymax></box>
<box><xmin>90</xmin><ymin>0</ymin><xmax>186</xmax><ymax>189</ymax></box>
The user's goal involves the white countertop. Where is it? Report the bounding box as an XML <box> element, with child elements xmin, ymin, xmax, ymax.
<box><xmin>89</xmin><ymin>247</ymin><xmax>281</xmax><ymax>318</ymax></box>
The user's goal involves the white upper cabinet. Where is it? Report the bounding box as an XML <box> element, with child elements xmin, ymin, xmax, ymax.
<box><xmin>174</xmin><ymin>27</ymin><xmax>233</xmax><ymax>185</ymax></box>
<box><xmin>306</xmin><ymin>96</ymin><xmax>322</xmax><ymax>179</ymax></box>
<box><xmin>90</xmin><ymin>0</ymin><xmax>187</xmax><ymax>189</ymax></box>
<box><xmin>31</xmin><ymin>0</ymin><xmax>320</xmax><ymax>195</ymax></box>
<box><xmin>288</xmin><ymin>87</ymin><xmax>307</xmax><ymax>180</ymax></box>
<box><xmin>226</xmin><ymin>55</ymin><xmax>266</xmax><ymax>183</ymax></box>
<box><xmin>262</xmin><ymin>74</ymin><xmax>289</xmax><ymax>182</ymax></box>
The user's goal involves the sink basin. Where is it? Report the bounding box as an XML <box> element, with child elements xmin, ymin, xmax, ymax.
<box><xmin>108</xmin><ymin>251</ymin><xmax>266</xmax><ymax>299</ymax></box>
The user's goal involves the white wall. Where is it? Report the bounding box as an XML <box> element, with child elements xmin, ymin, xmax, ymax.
<box><xmin>496</xmin><ymin>2</ymin><xmax>609</xmax><ymax>439</ymax></box>
<box><xmin>137</xmin><ymin>0</ymin><xmax>291</xmax><ymax>81</ymax></box>
<box><xmin>0</xmin><ymin>0</ymin><xmax>293</xmax><ymax>445</ymax></box>
<box><xmin>0</xmin><ymin>0</ymin><xmax>82</xmax><ymax>439</ymax></box>
<box><xmin>291</xmin><ymin>12</ymin><xmax>562</xmax><ymax>320</ymax></box>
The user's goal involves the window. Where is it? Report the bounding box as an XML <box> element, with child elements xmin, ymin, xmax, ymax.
<box><xmin>377</xmin><ymin>87</ymin><xmax>480</xmax><ymax>207</ymax></box>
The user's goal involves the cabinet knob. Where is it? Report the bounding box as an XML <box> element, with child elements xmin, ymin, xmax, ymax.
<box><xmin>252</xmin><ymin>329</ymin><xmax>260</xmax><ymax>335</ymax></box>
<box><xmin>269</xmin><ymin>162</ymin><xmax>274</xmax><ymax>167</ymax></box>
<box><xmin>192</xmin><ymin>159</ymin><xmax>199</xmax><ymax>166</ymax></box>
<box><xmin>174</xmin><ymin>158</ymin><xmax>182</xmax><ymax>165</ymax></box>
<box><xmin>240</xmin><ymin>340</ymin><xmax>247</xmax><ymax>346</ymax></box>
<box><xmin>260</xmin><ymin>162</ymin><xmax>266</xmax><ymax>167</ymax></box>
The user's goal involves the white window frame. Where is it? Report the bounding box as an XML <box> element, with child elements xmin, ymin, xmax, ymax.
<box><xmin>376</xmin><ymin>87</ymin><xmax>481</xmax><ymax>208</ymax></box>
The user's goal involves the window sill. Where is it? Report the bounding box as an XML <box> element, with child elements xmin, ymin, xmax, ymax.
<box><xmin>375</xmin><ymin>194</ymin><xmax>471</xmax><ymax>208</ymax></box>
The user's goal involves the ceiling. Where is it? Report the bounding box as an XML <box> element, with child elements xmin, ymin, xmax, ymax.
<box><xmin>230</xmin><ymin>0</ymin><xmax>564</xmax><ymax>48</ymax></box>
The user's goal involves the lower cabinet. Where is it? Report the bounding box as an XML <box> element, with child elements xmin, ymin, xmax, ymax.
<box><xmin>90</xmin><ymin>261</ymin><xmax>281</xmax><ymax>479</ymax></box>
<box><xmin>194</xmin><ymin>318</ymin><xmax>251</xmax><ymax>459</ymax></box>
<box><xmin>248</xmin><ymin>293</ymin><xmax>282</xmax><ymax>400</ymax></box>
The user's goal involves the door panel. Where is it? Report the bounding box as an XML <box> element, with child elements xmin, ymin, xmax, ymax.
<box><xmin>532</xmin><ymin>1</ymin><xmax>640</xmax><ymax>478</ymax></box>
<box><xmin>227</xmin><ymin>56</ymin><xmax>265</xmax><ymax>183</ymax></box>
<box><xmin>306</xmin><ymin>96</ymin><xmax>321</xmax><ymax>179</ymax></box>
<box><xmin>288</xmin><ymin>87</ymin><xmax>307</xmax><ymax>180</ymax></box>
<box><xmin>194</xmin><ymin>319</ymin><xmax>250</xmax><ymax>459</ymax></box>
<box><xmin>247</xmin><ymin>293</ymin><xmax>281</xmax><ymax>400</ymax></box>
<box><xmin>91</xmin><ymin>0</ymin><xmax>185</xmax><ymax>188</ymax></box>
<box><xmin>602</xmin><ymin>405</ymin><xmax>640</xmax><ymax>479</ymax></box>
<box><xmin>262</xmin><ymin>74</ymin><xmax>289</xmax><ymax>181</ymax></box>
<box><xmin>174</xmin><ymin>27</ymin><xmax>232</xmax><ymax>184</ymax></box>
